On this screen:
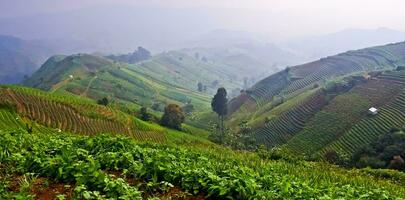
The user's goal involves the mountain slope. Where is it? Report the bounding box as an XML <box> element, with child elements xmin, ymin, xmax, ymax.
<box><xmin>228</xmin><ymin>41</ymin><xmax>405</xmax><ymax>158</ymax></box>
<box><xmin>0</xmin><ymin>35</ymin><xmax>53</xmax><ymax>84</ymax></box>
<box><xmin>0</xmin><ymin>85</ymin><xmax>211</xmax><ymax>145</ymax></box>
<box><xmin>23</xmin><ymin>54</ymin><xmax>213</xmax><ymax>113</ymax></box>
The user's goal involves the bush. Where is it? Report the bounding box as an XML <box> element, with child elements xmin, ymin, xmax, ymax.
<box><xmin>324</xmin><ymin>150</ymin><xmax>339</xmax><ymax>164</ymax></box>
<box><xmin>160</xmin><ymin>104</ymin><xmax>185</xmax><ymax>130</ymax></box>
<box><xmin>139</xmin><ymin>107</ymin><xmax>151</xmax><ymax>121</ymax></box>
<box><xmin>357</xmin><ymin>156</ymin><xmax>386</xmax><ymax>169</ymax></box>
<box><xmin>97</xmin><ymin>97</ymin><xmax>109</xmax><ymax>106</ymax></box>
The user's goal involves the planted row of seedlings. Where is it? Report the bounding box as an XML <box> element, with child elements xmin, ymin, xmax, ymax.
<box><xmin>0</xmin><ymin>88</ymin><xmax>167</xmax><ymax>143</ymax></box>
<box><xmin>253</xmin><ymin>90</ymin><xmax>327</xmax><ymax>147</ymax></box>
<box><xmin>321</xmin><ymin>90</ymin><xmax>405</xmax><ymax>156</ymax></box>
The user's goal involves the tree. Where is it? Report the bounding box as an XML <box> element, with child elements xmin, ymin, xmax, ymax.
<box><xmin>197</xmin><ymin>82</ymin><xmax>203</xmax><ymax>92</ymax></box>
<box><xmin>139</xmin><ymin>107</ymin><xmax>151</xmax><ymax>121</ymax></box>
<box><xmin>211</xmin><ymin>87</ymin><xmax>228</xmax><ymax>143</ymax></box>
<box><xmin>160</xmin><ymin>104</ymin><xmax>185</xmax><ymax>130</ymax></box>
<box><xmin>97</xmin><ymin>97</ymin><xmax>109</xmax><ymax>106</ymax></box>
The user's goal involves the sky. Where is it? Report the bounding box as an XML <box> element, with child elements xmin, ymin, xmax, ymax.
<box><xmin>1</xmin><ymin>0</ymin><xmax>405</xmax><ymax>38</ymax></box>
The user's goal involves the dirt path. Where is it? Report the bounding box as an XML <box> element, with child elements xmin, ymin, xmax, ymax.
<box><xmin>81</xmin><ymin>76</ymin><xmax>98</xmax><ymax>96</ymax></box>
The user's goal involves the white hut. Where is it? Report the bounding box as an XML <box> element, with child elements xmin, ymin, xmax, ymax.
<box><xmin>368</xmin><ymin>107</ymin><xmax>378</xmax><ymax>115</ymax></box>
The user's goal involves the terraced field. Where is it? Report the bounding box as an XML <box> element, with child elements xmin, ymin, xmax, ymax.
<box><xmin>252</xmin><ymin>90</ymin><xmax>327</xmax><ymax>147</ymax></box>
<box><xmin>284</xmin><ymin>73</ymin><xmax>405</xmax><ymax>155</ymax></box>
<box><xmin>231</xmin><ymin>42</ymin><xmax>405</xmax><ymax>114</ymax></box>
<box><xmin>319</xmin><ymin>71</ymin><xmax>405</xmax><ymax>156</ymax></box>
<box><xmin>246</xmin><ymin>69</ymin><xmax>290</xmax><ymax>107</ymax></box>
<box><xmin>0</xmin><ymin>86</ymin><xmax>167</xmax><ymax>143</ymax></box>
<box><xmin>226</xmin><ymin>42</ymin><xmax>405</xmax><ymax>156</ymax></box>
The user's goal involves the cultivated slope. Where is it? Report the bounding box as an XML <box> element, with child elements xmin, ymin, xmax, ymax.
<box><xmin>0</xmin><ymin>86</ymin><xmax>211</xmax><ymax>145</ymax></box>
<box><xmin>228</xmin><ymin>42</ymin><xmax>405</xmax><ymax>158</ymax></box>
<box><xmin>23</xmin><ymin>54</ymin><xmax>212</xmax><ymax>113</ymax></box>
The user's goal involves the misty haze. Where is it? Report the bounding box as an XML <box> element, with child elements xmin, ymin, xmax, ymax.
<box><xmin>1</xmin><ymin>0</ymin><xmax>405</xmax><ymax>199</ymax></box>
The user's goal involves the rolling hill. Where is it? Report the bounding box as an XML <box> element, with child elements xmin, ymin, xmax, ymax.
<box><xmin>228</xmin><ymin>41</ymin><xmax>405</xmax><ymax>159</ymax></box>
<box><xmin>22</xmin><ymin>53</ymin><xmax>214</xmax><ymax>113</ymax></box>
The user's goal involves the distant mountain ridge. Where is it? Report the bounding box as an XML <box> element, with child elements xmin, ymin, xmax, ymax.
<box><xmin>282</xmin><ymin>28</ymin><xmax>405</xmax><ymax>60</ymax></box>
<box><xmin>0</xmin><ymin>35</ymin><xmax>54</xmax><ymax>84</ymax></box>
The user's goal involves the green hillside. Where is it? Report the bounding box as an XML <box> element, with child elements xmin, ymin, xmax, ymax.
<box><xmin>0</xmin><ymin>86</ymin><xmax>212</xmax><ymax>146</ymax></box>
<box><xmin>3</xmin><ymin>86</ymin><xmax>405</xmax><ymax>199</ymax></box>
<box><xmin>134</xmin><ymin>51</ymin><xmax>243</xmax><ymax>94</ymax></box>
<box><xmin>228</xmin><ymin>41</ymin><xmax>405</xmax><ymax>159</ymax></box>
<box><xmin>23</xmin><ymin>54</ymin><xmax>213</xmax><ymax>113</ymax></box>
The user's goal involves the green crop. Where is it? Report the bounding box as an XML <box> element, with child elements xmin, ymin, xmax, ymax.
<box><xmin>1</xmin><ymin>129</ymin><xmax>405</xmax><ymax>199</ymax></box>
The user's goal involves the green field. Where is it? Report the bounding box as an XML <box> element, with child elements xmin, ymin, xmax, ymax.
<box><xmin>2</xmin><ymin>129</ymin><xmax>405</xmax><ymax>199</ymax></box>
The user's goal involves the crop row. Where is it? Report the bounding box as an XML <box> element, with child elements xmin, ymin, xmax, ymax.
<box><xmin>287</xmin><ymin>74</ymin><xmax>405</xmax><ymax>155</ymax></box>
<box><xmin>253</xmin><ymin>90</ymin><xmax>327</xmax><ymax>147</ymax></box>
<box><xmin>352</xmin><ymin>78</ymin><xmax>403</xmax><ymax>106</ymax></box>
<box><xmin>3</xmin><ymin>86</ymin><xmax>130</xmax><ymax>123</ymax></box>
<box><xmin>0</xmin><ymin>109</ymin><xmax>23</xmax><ymax>130</ymax></box>
<box><xmin>280</xmin><ymin>48</ymin><xmax>398</xmax><ymax>98</ymax></box>
<box><xmin>378</xmin><ymin>71</ymin><xmax>405</xmax><ymax>85</ymax></box>
<box><xmin>248</xmin><ymin>70</ymin><xmax>289</xmax><ymax>107</ymax></box>
<box><xmin>320</xmin><ymin>90</ymin><xmax>405</xmax><ymax>156</ymax></box>
<box><xmin>0</xmin><ymin>88</ymin><xmax>166</xmax><ymax>143</ymax></box>
<box><xmin>284</xmin><ymin>93</ymin><xmax>371</xmax><ymax>155</ymax></box>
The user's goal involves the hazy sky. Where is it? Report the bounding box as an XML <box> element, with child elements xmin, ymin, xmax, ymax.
<box><xmin>1</xmin><ymin>0</ymin><xmax>405</xmax><ymax>39</ymax></box>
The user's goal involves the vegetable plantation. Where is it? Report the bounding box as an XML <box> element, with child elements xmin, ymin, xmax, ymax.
<box><xmin>2</xmin><ymin>129</ymin><xmax>405</xmax><ymax>199</ymax></box>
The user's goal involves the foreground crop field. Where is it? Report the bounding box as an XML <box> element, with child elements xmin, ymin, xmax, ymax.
<box><xmin>1</xmin><ymin>129</ymin><xmax>405</xmax><ymax>199</ymax></box>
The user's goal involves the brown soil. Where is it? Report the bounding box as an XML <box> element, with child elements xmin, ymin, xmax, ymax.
<box><xmin>106</xmin><ymin>170</ymin><xmax>205</xmax><ymax>200</ymax></box>
<box><xmin>29</xmin><ymin>177</ymin><xmax>74</xmax><ymax>200</ymax></box>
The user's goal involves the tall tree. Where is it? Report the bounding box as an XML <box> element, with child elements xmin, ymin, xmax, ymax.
<box><xmin>211</xmin><ymin>87</ymin><xmax>228</xmax><ymax>142</ymax></box>
<box><xmin>160</xmin><ymin>104</ymin><xmax>185</xmax><ymax>130</ymax></box>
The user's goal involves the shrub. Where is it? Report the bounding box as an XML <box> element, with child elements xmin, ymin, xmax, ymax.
<box><xmin>160</xmin><ymin>104</ymin><xmax>185</xmax><ymax>130</ymax></box>
<box><xmin>97</xmin><ymin>97</ymin><xmax>109</xmax><ymax>106</ymax></box>
<box><xmin>325</xmin><ymin>150</ymin><xmax>339</xmax><ymax>164</ymax></box>
<box><xmin>139</xmin><ymin>107</ymin><xmax>151</xmax><ymax>121</ymax></box>
<box><xmin>357</xmin><ymin>156</ymin><xmax>386</xmax><ymax>169</ymax></box>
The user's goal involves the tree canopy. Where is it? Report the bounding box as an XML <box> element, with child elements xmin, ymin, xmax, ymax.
<box><xmin>211</xmin><ymin>87</ymin><xmax>228</xmax><ymax>116</ymax></box>
<box><xmin>160</xmin><ymin>104</ymin><xmax>185</xmax><ymax>130</ymax></box>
